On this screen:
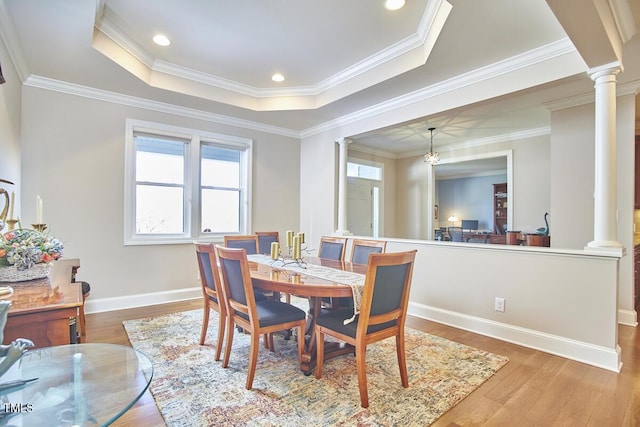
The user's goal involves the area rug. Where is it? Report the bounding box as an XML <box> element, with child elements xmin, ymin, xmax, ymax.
<box><xmin>123</xmin><ymin>305</ymin><xmax>508</xmax><ymax>426</ymax></box>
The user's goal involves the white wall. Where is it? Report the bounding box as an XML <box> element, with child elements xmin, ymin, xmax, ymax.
<box><xmin>19</xmin><ymin>86</ymin><xmax>301</xmax><ymax>306</ymax></box>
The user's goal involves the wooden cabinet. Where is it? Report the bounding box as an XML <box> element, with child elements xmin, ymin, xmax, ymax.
<box><xmin>3</xmin><ymin>259</ymin><xmax>82</xmax><ymax>348</ymax></box>
<box><xmin>494</xmin><ymin>183</ymin><xmax>507</xmax><ymax>234</ymax></box>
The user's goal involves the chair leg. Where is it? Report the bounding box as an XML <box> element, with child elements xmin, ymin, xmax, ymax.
<box><xmin>199</xmin><ymin>306</ymin><xmax>210</xmax><ymax>345</ymax></box>
<box><xmin>214</xmin><ymin>311</ymin><xmax>225</xmax><ymax>361</ymax></box>
<box><xmin>262</xmin><ymin>334</ymin><xmax>271</xmax><ymax>349</ymax></box>
<box><xmin>296</xmin><ymin>324</ymin><xmax>304</xmax><ymax>364</ymax></box>
<box><xmin>314</xmin><ymin>328</ymin><xmax>325</xmax><ymax>379</ymax></box>
<box><xmin>246</xmin><ymin>332</ymin><xmax>260</xmax><ymax>389</ymax></box>
<box><xmin>396</xmin><ymin>332</ymin><xmax>409</xmax><ymax>388</ymax></box>
<box><xmin>355</xmin><ymin>345</ymin><xmax>369</xmax><ymax>408</ymax></box>
<box><xmin>222</xmin><ymin>317</ymin><xmax>235</xmax><ymax>368</ymax></box>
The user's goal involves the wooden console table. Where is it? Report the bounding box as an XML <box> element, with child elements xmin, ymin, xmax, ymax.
<box><xmin>506</xmin><ymin>231</ymin><xmax>551</xmax><ymax>247</ymax></box>
<box><xmin>1</xmin><ymin>259</ymin><xmax>82</xmax><ymax>348</ymax></box>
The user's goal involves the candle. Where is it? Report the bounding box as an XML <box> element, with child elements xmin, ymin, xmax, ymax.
<box><xmin>292</xmin><ymin>235</ymin><xmax>301</xmax><ymax>259</ymax></box>
<box><xmin>297</xmin><ymin>232</ymin><xmax>305</xmax><ymax>244</ymax></box>
<box><xmin>270</xmin><ymin>241</ymin><xmax>280</xmax><ymax>259</ymax></box>
<box><xmin>8</xmin><ymin>191</ymin><xmax>14</xmax><ymax>220</ymax></box>
<box><xmin>286</xmin><ymin>230</ymin><xmax>294</xmax><ymax>247</ymax></box>
<box><xmin>36</xmin><ymin>195</ymin><xmax>43</xmax><ymax>224</ymax></box>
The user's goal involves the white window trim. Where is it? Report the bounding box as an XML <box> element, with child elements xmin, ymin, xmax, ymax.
<box><xmin>124</xmin><ymin>119</ymin><xmax>253</xmax><ymax>245</ymax></box>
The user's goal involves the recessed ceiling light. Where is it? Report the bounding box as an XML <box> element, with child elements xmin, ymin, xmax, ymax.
<box><xmin>153</xmin><ymin>34</ymin><xmax>171</xmax><ymax>47</ymax></box>
<box><xmin>272</xmin><ymin>73</ymin><xmax>285</xmax><ymax>82</ymax></box>
<box><xmin>384</xmin><ymin>0</ymin><xmax>405</xmax><ymax>10</ymax></box>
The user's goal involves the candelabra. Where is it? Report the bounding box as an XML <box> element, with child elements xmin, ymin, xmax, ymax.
<box><xmin>32</xmin><ymin>223</ymin><xmax>47</xmax><ymax>233</ymax></box>
<box><xmin>269</xmin><ymin>230</ymin><xmax>311</xmax><ymax>267</ymax></box>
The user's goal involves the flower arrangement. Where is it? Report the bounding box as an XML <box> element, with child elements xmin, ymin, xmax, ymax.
<box><xmin>0</xmin><ymin>228</ymin><xmax>63</xmax><ymax>270</ymax></box>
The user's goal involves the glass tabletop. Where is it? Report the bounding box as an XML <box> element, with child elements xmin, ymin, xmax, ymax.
<box><xmin>0</xmin><ymin>343</ymin><xmax>153</xmax><ymax>426</ymax></box>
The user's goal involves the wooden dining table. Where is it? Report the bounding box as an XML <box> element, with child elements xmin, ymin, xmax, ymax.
<box><xmin>247</xmin><ymin>255</ymin><xmax>366</xmax><ymax>375</ymax></box>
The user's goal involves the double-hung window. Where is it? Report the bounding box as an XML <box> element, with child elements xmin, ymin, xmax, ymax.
<box><xmin>124</xmin><ymin>119</ymin><xmax>252</xmax><ymax>245</ymax></box>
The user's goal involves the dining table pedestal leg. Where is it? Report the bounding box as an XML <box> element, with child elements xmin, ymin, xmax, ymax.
<box><xmin>299</xmin><ymin>296</ymin><xmax>355</xmax><ymax>375</ymax></box>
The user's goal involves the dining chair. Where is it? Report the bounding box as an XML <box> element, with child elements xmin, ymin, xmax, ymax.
<box><xmin>194</xmin><ymin>243</ymin><xmax>227</xmax><ymax>361</ymax></box>
<box><xmin>255</xmin><ymin>231</ymin><xmax>292</xmax><ymax>304</ymax></box>
<box><xmin>448</xmin><ymin>226</ymin><xmax>464</xmax><ymax>242</ymax></box>
<box><xmin>318</xmin><ymin>236</ymin><xmax>347</xmax><ymax>261</ymax></box>
<box><xmin>314</xmin><ymin>249</ymin><xmax>417</xmax><ymax>408</ymax></box>
<box><xmin>224</xmin><ymin>234</ymin><xmax>273</xmax><ymax>323</ymax></box>
<box><xmin>223</xmin><ymin>234</ymin><xmax>259</xmax><ymax>254</ymax></box>
<box><xmin>350</xmin><ymin>239</ymin><xmax>387</xmax><ymax>264</ymax></box>
<box><xmin>255</xmin><ymin>231</ymin><xmax>279</xmax><ymax>255</ymax></box>
<box><xmin>318</xmin><ymin>236</ymin><xmax>349</xmax><ymax>310</ymax></box>
<box><xmin>215</xmin><ymin>245</ymin><xmax>306</xmax><ymax>390</ymax></box>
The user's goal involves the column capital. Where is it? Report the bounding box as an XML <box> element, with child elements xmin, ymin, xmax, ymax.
<box><xmin>335</xmin><ymin>138</ymin><xmax>352</xmax><ymax>146</ymax></box>
<box><xmin>588</xmin><ymin>61</ymin><xmax>623</xmax><ymax>81</ymax></box>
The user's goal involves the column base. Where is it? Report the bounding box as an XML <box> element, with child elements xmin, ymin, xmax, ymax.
<box><xmin>584</xmin><ymin>240</ymin><xmax>626</xmax><ymax>256</ymax></box>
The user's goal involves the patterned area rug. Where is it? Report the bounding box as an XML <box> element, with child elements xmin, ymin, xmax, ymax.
<box><xmin>123</xmin><ymin>304</ymin><xmax>508</xmax><ymax>426</ymax></box>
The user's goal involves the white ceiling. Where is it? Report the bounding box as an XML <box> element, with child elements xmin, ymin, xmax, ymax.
<box><xmin>1</xmin><ymin>0</ymin><xmax>638</xmax><ymax>159</ymax></box>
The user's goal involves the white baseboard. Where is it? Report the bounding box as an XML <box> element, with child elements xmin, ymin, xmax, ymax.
<box><xmin>84</xmin><ymin>287</ymin><xmax>201</xmax><ymax>314</ymax></box>
<box><xmin>84</xmin><ymin>289</ymin><xmax>623</xmax><ymax>372</ymax></box>
<box><xmin>618</xmin><ymin>308</ymin><xmax>638</xmax><ymax>327</ymax></box>
<box><xmin>408</xmin><ymin>301</ymin><xmax>622</xmax><ymax>373</ymax></box>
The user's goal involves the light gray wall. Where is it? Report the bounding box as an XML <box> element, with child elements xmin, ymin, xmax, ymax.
<box><xmin>298</xmin><ymin>94</ymin><xmax>635</xmax><ymax>369</ymax></box>
<box><xmin>512</xmin><ymin>134</ymin><xmax>551</xmax><ymax>232</ymax></box>
<box><xmin>0</xmin><ymin>39</ymin><xmax>21</xmax><ymax>214</ymax></box>
<box><xmin>550</xmin><ymin>103</ymin><xmax>595</xmax><ymax>249</ymax></box>
<box><xmin>549</xmin><ymin>95</ymin><xmax>636</xmax><ymax>316</ymax></box>
<box><xmin>19</xmin><ymin>86</ymin><xmax>301</xmax><ymax>302</ymax></box>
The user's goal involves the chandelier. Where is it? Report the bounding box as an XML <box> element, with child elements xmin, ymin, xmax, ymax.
<box><xmin>423</xmin><ymin>127</ymin><xmax>439</xmax><ymax>165</ymax></box>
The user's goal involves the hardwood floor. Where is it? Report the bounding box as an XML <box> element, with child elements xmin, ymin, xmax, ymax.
<box><xmin>86</xmin><ymin>300</ymin><xmax>640</xmax><ymax>426</ymax></box>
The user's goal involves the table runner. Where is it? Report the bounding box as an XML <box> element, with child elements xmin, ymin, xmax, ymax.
<box><xmin>247</xmin><ymin>254</ymin><xmax>364</xmax><ymax>324</ymax></box>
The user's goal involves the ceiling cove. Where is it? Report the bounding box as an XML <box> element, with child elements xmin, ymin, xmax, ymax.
<box><xmin>92</xmin><ymin>0</ymin><xmax>452</xmax><ymax>111</ymax></box>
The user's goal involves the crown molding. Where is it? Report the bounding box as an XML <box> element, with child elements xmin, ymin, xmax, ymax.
<box><xmin>543</xmin><ymin>78</ymin><xmax>640</xmax><ymax>111</ymax></box>
<box><xmin>302</xmin><ymin>38</ymin><xmax>578</xmax><ymax>139</ymax></box>
<box><xmin>609</xmin><ymin>0</ymin><xmax>638</xmax><ymax>43</ymax></box>
<box><xmin>351</xmin><ymin>127</ymin><xmax>551</xmax><ymax>160</ymax></box>
<box><xmin>398</xmin><ymin>127</ymin><xmax>551</xmax><ymax>159</ymax></box>
<box><xmin>22</xmin><ymin>75</ymin><xmax>300</xmax><ymax>139</ymax></box>
<box><xmin>348</xmin><ymin>144</ymin><xmax>398</xmax><ymax>160</ymax></box>
<box><xmin>92</xmin><ymin>1</ymin><xmax>452</xmax><ymax>111</ymax></box>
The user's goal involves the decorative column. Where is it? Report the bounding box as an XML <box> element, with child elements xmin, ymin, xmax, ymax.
<box><xmin>335</xmin><ymin>138</ymin><xmax>352</xmax><ymax>236</ymax></box>
<box><xmin>586</xmin><ymin>63</ymin><xmax>623</xmax><ymax>252</ymax></box>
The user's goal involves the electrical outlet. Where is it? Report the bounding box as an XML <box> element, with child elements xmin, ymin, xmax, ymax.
<box><xmin>495</xmin><ymin>297</ymin><xmax>505</xmax><ymax>312</ymax></box>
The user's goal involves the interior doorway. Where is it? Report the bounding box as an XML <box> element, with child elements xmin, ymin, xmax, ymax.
<box><xmin>346</xmin><ymin>160</ymin><xmax>382</xmax><ymax>237</ymax></box>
